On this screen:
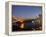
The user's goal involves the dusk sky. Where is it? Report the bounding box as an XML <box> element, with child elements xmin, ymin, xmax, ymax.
<box><xmin>12</xmin><ymin>5</ymin><xmax>42</xmax><ymax>19</ymax></box>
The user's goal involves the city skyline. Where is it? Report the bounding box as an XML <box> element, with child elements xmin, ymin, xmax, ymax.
<box><xmin>12</xmin><ymin>5</ymin><xmax>42</xmax><ymax>19</ymax></box>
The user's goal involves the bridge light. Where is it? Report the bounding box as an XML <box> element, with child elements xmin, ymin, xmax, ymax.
<box><xmin>20</xmin><ymin>23</ymin><xmax>24</xmax><ymax>29</ymax></box>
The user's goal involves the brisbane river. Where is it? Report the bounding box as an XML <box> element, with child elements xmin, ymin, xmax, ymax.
<box><xmin>12</xmin><ymin>20</ymin><xmax>42</xmax><ymax>31</ymax></box>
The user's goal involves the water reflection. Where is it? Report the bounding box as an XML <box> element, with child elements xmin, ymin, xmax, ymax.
<box><xmin>12</xmin><ymin>20</ymin><xmax>42</xmax><ymax>31</ymax></box>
